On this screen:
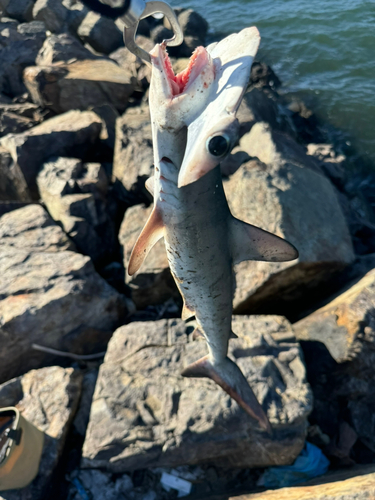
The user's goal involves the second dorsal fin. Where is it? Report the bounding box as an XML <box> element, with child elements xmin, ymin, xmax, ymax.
<box><xmin>230</xmin><ymin>217</ymin><xmax>299</xmax><ymax>264</ymax></box>
<box><xmin>128</xmin><ymin>207</ymin><xmax>164</xmax><ymax>276</ymax></box>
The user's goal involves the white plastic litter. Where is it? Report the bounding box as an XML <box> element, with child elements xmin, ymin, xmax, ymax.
<box><xmin>160</xmin><ymin>472</ymin><xmax>192</xmax><ymax>497</ymax></box>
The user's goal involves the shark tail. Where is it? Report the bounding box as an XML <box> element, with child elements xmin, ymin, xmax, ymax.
<box><xmin>181</xmin><ymin>355</ymin><xmax>272</xmax><ymax>434</ymax></box>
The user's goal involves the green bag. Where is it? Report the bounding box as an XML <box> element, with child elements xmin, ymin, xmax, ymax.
<box><xmin>0</xmin><ymin>407</ymin><xmax>44</xmax><ymax>491</ymax></box>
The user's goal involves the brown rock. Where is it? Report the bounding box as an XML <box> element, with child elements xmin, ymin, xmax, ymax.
<box><xmin>81</xmin><ymin>316</ymin><xmax>311</xmax><ymax>471</ymax></box>
<box><xmin>113</xmin><ymin>106</ymin><xmax>153</xmax><ymax>203</ymax></box>
<box><xmin>24</xmin><ymin>59</ymin><xmax>136</xmax><ymax>114</ymax></box>
<box><xmin>0</xmin><ymin>366</ymin><xmax>82</xmax><ymax>500</ymax></box>
<box><xmin>231</xmin><ymin>466</ymin><xmax>375</xmax><ymax>500</ymax></box>
<box><xmin>0</xmin><ymin>110</ymin><xmax>102</xmax><ymax>199</ymax></box>
<box><xmin>119</xmin><ymin>204</ymin><xmax>179</xmax><ymax>308</ymax></box>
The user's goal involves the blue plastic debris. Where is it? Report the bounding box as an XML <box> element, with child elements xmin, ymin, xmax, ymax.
<box><xmin>259</xmin><ymin>442</ymin><xmax>330</xmax><ymax>489</ymax></box>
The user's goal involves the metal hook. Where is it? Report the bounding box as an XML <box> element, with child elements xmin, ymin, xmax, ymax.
<box><xmin>121</xmin><ymin>0</ymin><xmax>183</xmax><ymax>63</ymax></box>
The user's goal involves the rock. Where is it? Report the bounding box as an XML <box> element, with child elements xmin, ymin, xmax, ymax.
<box><xmin>1</xmin><ymin>0</ymin><xmax>34</xmax><ymax>22</ymax></box>
<box><xmin>0</xmin><ymin>102</ymin><xmax>43</xmax><ymax>137</ymax></box>
<box><xmin>0</xmin><ymin>19</ymin><xmax>46</xmax><ymax>97</ymax></box>
<box><xmin>73</xmin><ymin>368</ymin><xmax>98</xmax><ymax>437</ymax></box>
<box><xmin>32</xmin><ymin>0</ymin><xmax>69</xmax><ymax>33</ymax></box>
<box><xmin>37</xmin><ymin>157</ymin><xmax>117</xmax><ymax>264</ymax></box>
<box><xmin>0</xmin><ymin>204</ymin><xmax>132</xmax><ymax>383</ymax></box>
<box><xmin>0</xmin><ymin>146</ymin><xmax>31</xmax><ymax>201</ymax></box>
<box><xmin>81</xmin><ymin>316</ymin><xmax>312</xmax><ymax>471</ymax></box>
<box><xmin>68</xmin><ymin>470</ymin><xmax>134</xmax><ymax>500</ymax></box>
<box><xmin>249</xmin><ymin>61</ymin><xmax>281</xmax><ymax>90</ymax></box>
<box><xmin>0</xmin><ymin>203</ymin><xmax>75</xmax><ymax>252</ymax></box>
<box><xmin>120</xmin><ymin>204</ymin><xmax>179</xmax><ymax>309</ymax></box>
<box><xmin>223</xmin><ymin>155</ymin><xmax>355</xmax><ymax>316</ymax></box>
<box><xmin>231</xmin><ymin>466</ymin><xmax>375</xmax><ymax>500</ymax></box>
<box><xmin>0</xmin><ymin>366</ymin><xmax>82</xmax><ymax>500</ymax></box>
<box><xmin>63</xmin><ymin>0</ymin><xmax>89</xmax><ymax>35</ymax></box>
<box><xmin>113</xmin><ymin>106</ymin><xmax>153</xmax><ymax>203</ymax></box>
<box><xmin>24</xmin><ymin>59</ymin><xmax>136</xmax><ymax>114</ymax></box>
<box><xmin>36</xmin><ymin>32</ymin><xmax>102</xmax><ymax>66</ymax></box>
<box><xmin>0</xmin><ymin>110</ymin><xmax>102</xmax><ymax>199</ymax></box>
<box><xmin>307</xmin><ymin>143</ymin><xmax>346</xmax><ymax>186</ymax></box>
<box><xmin>178</xmin><ymin>9</ymin><xmax>208</xmax><ymax>39</ymax></box>
<box><xmin>78</xmin><ymin>11</ymin><xmax>123</xmax><ymax>55</ymax></box>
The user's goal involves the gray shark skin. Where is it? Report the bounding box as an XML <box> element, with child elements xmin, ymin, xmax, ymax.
<box><xmin>128</xmin><ymin>28</ymin><xmax>299</xmax><ymax>433</ymax></box>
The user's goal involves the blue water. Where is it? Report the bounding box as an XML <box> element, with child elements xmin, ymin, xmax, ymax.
<box><xmin>170</xmin><ymin>0</ymin><xmax>375</xmax><ymax>170</ymax></box>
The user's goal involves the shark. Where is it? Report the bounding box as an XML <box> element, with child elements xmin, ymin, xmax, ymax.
<box><xmin>128</xmin><ymin>27</ymin><xmax>298</xmax><ymax>433</ymax></box>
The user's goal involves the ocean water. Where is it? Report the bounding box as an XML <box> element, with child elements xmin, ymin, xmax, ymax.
<box><xmin>170</xmin><ymin>0</ymin><xmax>375</xmax><ymax>171</ymax></box>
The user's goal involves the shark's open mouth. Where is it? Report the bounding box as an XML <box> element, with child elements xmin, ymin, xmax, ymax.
<box><xmin>159</xmin><ymin>46</ymin><xmax>212</xmax><ymax>96</ymax></box>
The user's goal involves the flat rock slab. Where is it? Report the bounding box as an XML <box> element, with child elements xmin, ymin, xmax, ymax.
<box><xmin>224</xmin><ymin>155</ymin><xmax>354</xmax><ymax>315</ymax></box>
<box><xmin>82</xmin><ymin>316</ymin><xmax>312</xmax><ymax>471</ymax></box>
<box><xmin>0</xmin><ymin>110</ymin><xmax>102</xmax><ymax>199</ymax></box>
<box><xmin>24</xmin><ymin>59</ymin><xmax>136</xmax><ymax>114</ymax></box>
<box><xmin>231</xmin><ymin>466</ymin><xmax>375</xmax><ymax>500</ymax></box>
<box><xmin>0</xmin><ymin>205</ymin><xmax>131</xmax><ymax>383</ymax></box>
<box><xmin>0</xmin><ymin>366</ymin><xmax>82</xmax><ymax>500</ymax></box>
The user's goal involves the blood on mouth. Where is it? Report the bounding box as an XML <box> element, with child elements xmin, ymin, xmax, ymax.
<box><xmin>163</xmin><ymin>46</ymin><xmax>208</xmax><ymax>96</ymax></box>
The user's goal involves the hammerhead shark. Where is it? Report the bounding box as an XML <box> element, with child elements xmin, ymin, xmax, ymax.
<box><xmin>128</xmin><ymin>28</ymin><xmax>298</xmax><ymax>432</ymax></box>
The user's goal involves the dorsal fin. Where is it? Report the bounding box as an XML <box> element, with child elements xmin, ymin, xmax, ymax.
<box><xmin>128</xmin><ymin>207</ymin><xmax>164</xmax><ymax>276</ymax></box>
<box><xmin>145</xmin><ymin>176</ymin><xmax>154</xmax><ymax>196</ymax></box>
<box><xmin>230</xmin><ymin>217</ymin><xmax>298</xmax><ymax>264</ymax></box>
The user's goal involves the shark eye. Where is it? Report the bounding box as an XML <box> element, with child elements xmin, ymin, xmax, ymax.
<box><xmin>206</xmin><ymin>134</ymin><xmax>231</xmax><ymax>157</ymax></box>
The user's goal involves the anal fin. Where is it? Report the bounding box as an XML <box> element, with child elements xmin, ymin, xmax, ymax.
<box><xmin>181</xmin><ymin>355</ymin><xmax>272</xmax><ymax>433</ymax></box>
<box><xmin>230</xmin><ymin>217</ymin><xmax>298</xmax><ymax>264</ymax></box>
<box><xmin>128</xmin><ymin>206</ymin><xmax>164</xmax><ymax>276</ymax></box>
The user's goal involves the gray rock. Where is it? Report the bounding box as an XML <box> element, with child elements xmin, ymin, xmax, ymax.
<box><xmin>68</xmin><ymin>470</ymin><xmax>134</xmax><ymax>500</ymax></box>
<box><xmin>0</xmin><ymin>203</ymin><xmax>75</xmax><ymax>252</ymax></box>
<box><xmin>0</xmin><ymin>366</ymin><xmax>82</xmax><ymax>500</ymax></box>
<box><xmin>120</xmin><ymin>204</ymin><xmax>179</xmax><ymax>309</ymax></box>
<box><xmin>24</xmin><ymin>59</ymin><xmax>136</xmax><ymax>114</ymax></box>
<box><xmin>178</xmin><ymin>9</ymin><xmax>208</xmax><ymax>39</ymax></box>
<box><xmin>32</xmin><ymin>0</ymin><xmax>69</xmax><ymax>33</ymax></box>
<box><xmin>81</xmin><ymin>316</ymin><xmax>312</xmax><ymax>471</ymax></box>
<box><xmin>78</xmin><ymin>11</ymin><xmax>123</xmax><ymax>55</ymax></box>
<box><xmin>113</xmin><ymin>106</ymin><xmax>153</xmax><ymax>203</ymax></box>
<box><xmin>36</xmin><ymin>32</ymin><xmax>101</xmax><ymax>66</ymax></box>
<box><xmin>73</xmin><ymin>369</ymin><xmax>98</xmax><ymax>437</ymax></box>
<box><xmin>0</xmin><ymin>146</ymin><xmax>31</xmax><ymax>201</ymax></box>
<box><xmin>0</xmin><ymin>204</ymin><xmax>132</xmax><ymax>382</ymax></box>
<box><xmin>0</xmin><ymin>19</ymin><xmax>46</xmax><ymax>97</ymax></box>
<box><xmin>1</xmin><ymin>0</ymin><xmax>34</xmax><ymax>22</ymax></box>
<box><xmin>0</xmin><ymin>110</ymin><xmax>102</xmax><ymax>199</ymax></box>
<box><xmin>37</xmin><ymin>157</ymin><xmax>116</xmax><ymax>264</ymax></box>
<box><xmin>225</xmin><ymin>129</ymin><xmax>355</xmax><ymax>315</ymax></box>
<box><xmin>0</xmin><ymin>103</ymin><xmax>43</xmax><ymax>137</ymax></box>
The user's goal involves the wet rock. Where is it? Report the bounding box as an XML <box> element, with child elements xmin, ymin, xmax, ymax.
<box><xmin>232</xmin><ymin>466</ymin><xmax>375</xmax><ymax>500</ymax></box>
<box><xmin>249</xmin><ymin>61</ymin><xmax>281</xmax><ymax>90</ymax></box>
<box><xmin>113</xmin><ymin>106</ymin><xmax>153</xmax><ymax>203</ymax></box>
<box><xmin>0</xmin><ymin>110</ymin><xmax>102</xmax><ymax>199</ymax></box>
<box><xmin>119</xmin><ymin>204</ymin><xmax>179</xmax><ymax>309</ymax></box>
<box><xmin>78</xmin><ymin>11</ymin><xmax>123</xmax><ymax>55</ymax></box>
<box><xmin>24</xmin><ymin>59</ymin><xmax>136</xmax><ymax>114</ymax></box>
<box><xmin>36</xmin><ymin>32</ymin><xmax>101</xmax><ymax>66</ymax></box>
<box><xmin>0</xmin><ymin>366</ymin><xmax>82</xmax><ymax>500</ymax></box>
<box><xmin>81</xmin><ymin>316</ymin><xmax>311</xmax><ymax>471</ymax></box>
<box><xmin>223</xmin><ymin>155</ymin><xmax>355</xmax><ymax>316</ymax></box>
<box><xmin>0</xmin><ymin>146</ymin><xmax>31</xmax><ymax>201</ymax></box>
<box><xmin>0</xmin><ymin>204</ymin><xmax>132</xmax><ymax>383</ymax></box>
<box><xmin>37</xmin><ymin>157</ymin><xmax>117</xmax><ymax>264</ymax></box>
<box><xmin>32</xmin><ymin>0</ymin><xmax>69</xmax><ymax>33</ymax></box>
<box><xmin>0</xmin><ymin>19</ymin><xmax>46</xmax><ymax>97</ymax></box>
<box><xmin>1</xmin><ymin>0</ymin><xmax>34</xmax><ymax>22</ymax></box>
<box><xmin>0</xmin><ymin>203</ymin><xmax>75</xmax><ymax>252</ymax></box>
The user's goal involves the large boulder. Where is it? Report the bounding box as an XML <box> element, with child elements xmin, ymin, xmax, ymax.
<box><xmin>81</xmin><ymin>316</ymin><xmax>312</xmax><ymax>471</ymax></box>
<box><xmin>1</xmin><ymin>0</ymin><xmax>34</xmax><ymax>22</ymax></box>
<box><xmin>0</xmin><ymin>366</ymin><xmax>82</xmax><ymax>500</ymax></box>
<box><xmin>0</xmin><ymin>204</ymin><xmax>132</xmax><ymax>383</ymax></box>
<box><xmin>36</xmin><ymin>32</ymin><xmax>102</xmax><ymax>66</ymax></box>
<box><xmin>119</xmin><ymin>204</ymin><xmax>179</xmax><ymax>309</ymax></box>
<box><xmin>77</xmin><ymin>11</ymin><xmax>123</xmax><ymax>54</ymax></box>
<box><xmin>37</xmin><ymin>157</ymin><xmax>117</xmax><ymax>264</ymax></box>
<box><xmin>32</xmin><ymin>0</ymin><xmax>69</xmax><ymax>33</ymax></box>
<box><xmin>224</xmin><ymin>127</ymin><xmax>355</xmax><ymax>316</ymax></box>
<box><xmin>113</xmin><ymin>106</ymin><xmax>153</xmax><ymax>203</ymax></box>
<box><xmin>0</xmin><ymin>19</ymin><xmax>46</xmax><ymax>97</ymax></box>
<box><xmin>0</xmin><ymin>110</ymin><xmax>102</xmax><ymax>199</ymax></box>
<box><xmin>24</xmin><ymin>59</ymin><xmax>136</xmax><ymax>114</ymax></box>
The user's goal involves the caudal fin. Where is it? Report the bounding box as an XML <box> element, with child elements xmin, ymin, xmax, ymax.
<box><xmin>181</xmin><ymin>355</ymin><xmax>272</xmax><ymax>433</ymax></box>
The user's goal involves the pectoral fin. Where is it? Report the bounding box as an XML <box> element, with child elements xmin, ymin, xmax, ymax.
<box><xmin>145</xmin><ymin>176</ymin><xmax>154</xmax><ymax>196</ymax></box>
<box><xmin>128</xmin><ymin>207</ymin><xmax>164</xmax><ymax>276</ymax></box>
<box><xmin>230</xmin><ymin>217</ymin><xmax>298</xmax><ymax>264</ymax></box>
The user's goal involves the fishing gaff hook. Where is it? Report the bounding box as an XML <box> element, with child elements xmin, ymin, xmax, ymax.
<box><xmin>120</xmin><ymin>0</ymin><xmax>184</xmax><ymax>63</ymax></box>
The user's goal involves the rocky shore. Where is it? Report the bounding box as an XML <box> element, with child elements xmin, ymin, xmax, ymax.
<box><xmin>1</xmin><ymin>1</ymin><xmax>375</xmax><ymax>499</ymax></box>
